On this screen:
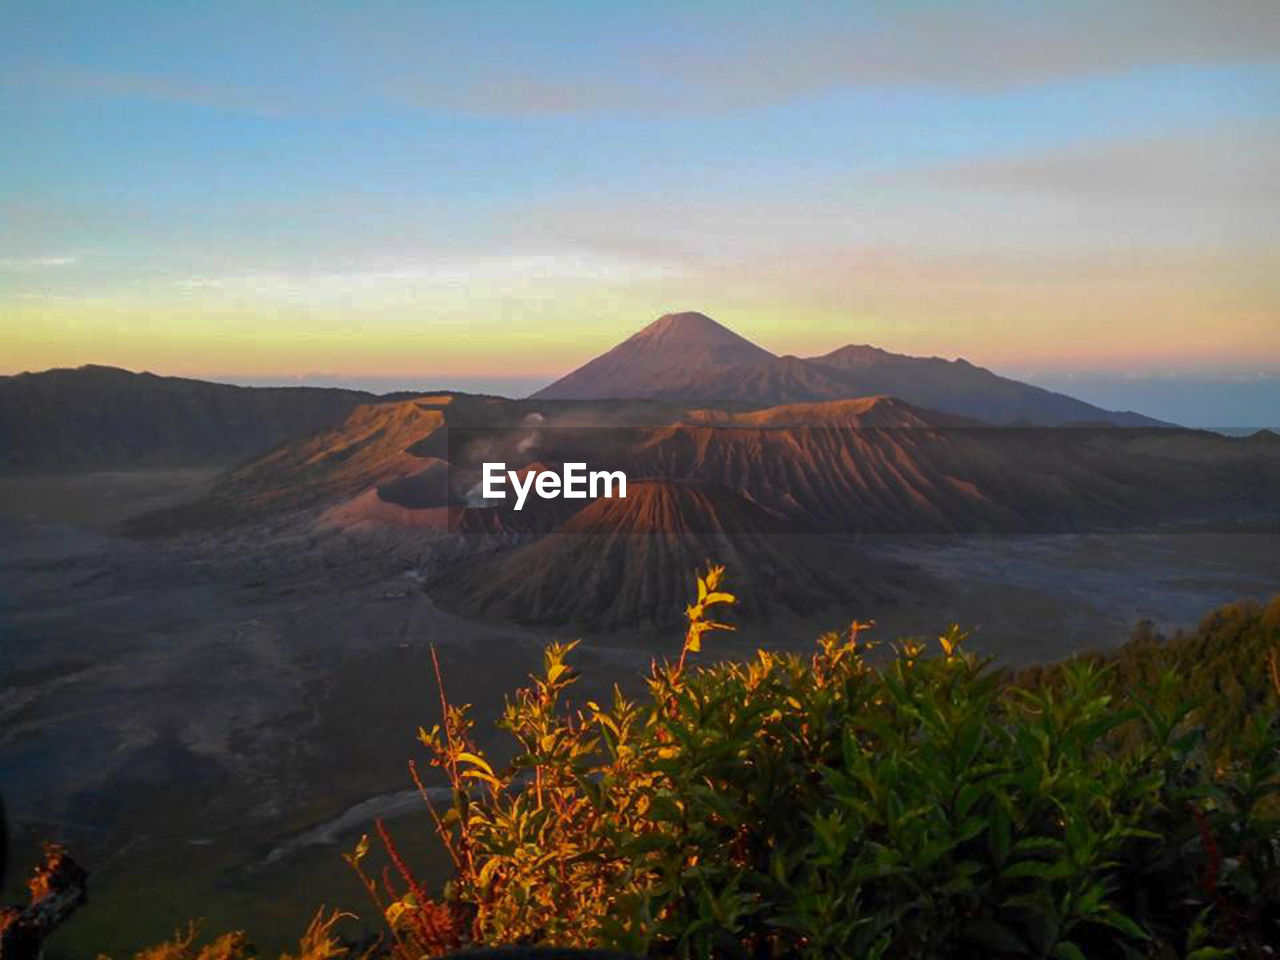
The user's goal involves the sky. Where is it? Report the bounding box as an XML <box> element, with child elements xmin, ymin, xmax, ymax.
<box><xmin>1</xmin><ymin>1</ymin><xmax>1279</xmax><ymax>423</ymax></box>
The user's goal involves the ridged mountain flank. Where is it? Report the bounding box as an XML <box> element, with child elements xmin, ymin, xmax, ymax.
<box><xmin>429</xmin><ymin>480</ymin><xmax>907</xmax><ymax>630</ymax></box>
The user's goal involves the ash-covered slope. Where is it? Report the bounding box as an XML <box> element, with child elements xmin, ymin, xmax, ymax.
<box><xmin>629</xmin><ymin>408</ymin><xmax>1279</xmax><ymax>534</ymax></box>
<box><xmin>125</xmin><ymin>392</ymin><xmax>691</xmax><ymax>534</ymax></box>
<box><xmin>627</xmin><ymin>412</ymin><xmax>1007</xmax><ymax>534</ymax></box>
<box><xmin>531</xmin><ymin>312</ymin><xmax>773</xmax><ymax>400</ymax></box>
<box><xmin>430</xmin><ymin>480</ymin><xmax>906</xmax><ymax>630</ymax></box>
<box><xmin>128</xmin><ymin>397</ymin><xmax>454</xmax><ymax>532</ymax></box>
<box><xmin>0</xmin><ymin>365</ymin><xmax>374</xmax><ymax>470</ymax></box>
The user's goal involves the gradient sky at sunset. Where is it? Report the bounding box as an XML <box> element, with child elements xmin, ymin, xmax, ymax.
<box><xmin>2</xmin><ymin>2</ymin><xmax>1278</xmax><ymax>421</ymax></box>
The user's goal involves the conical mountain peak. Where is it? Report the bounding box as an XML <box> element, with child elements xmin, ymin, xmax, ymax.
<box><xmin>532</xmin><ymin>311</ymin><xmax>773</xmax><ymax>401</ymax></box>
<box><xmin>635</xmin><ymin>311</ymin><xmax>733</xmax><ymax>340</ymax></box>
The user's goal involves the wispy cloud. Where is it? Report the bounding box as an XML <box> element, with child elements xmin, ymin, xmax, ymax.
<box><xmin>5</xmin><ymin>3</ymin><xmax>1277</xmax><ymax>122</ymax></box>
<box><xmin>684</xmin><ymin>1</ymin><xmax>1280</xmax><ymax>100</ymax></box>
<box><xmin>385</xmin><ymin>1</ymin><xmax>1280</xmax><ymax>116</ymax></box>
<box><xmin>0</xmin><ymin>256</ymin><xmax>77</xmax><ymax>271</ymax></box>
<box><xmin>898</xmin><ymin>127</ymin><xmax>1280</xmax><ymax>206</ymax></box>
<box><xmin>171</xmin><ymin>252</ymin><xmax>686</xmax><ymax>303</ymax></box>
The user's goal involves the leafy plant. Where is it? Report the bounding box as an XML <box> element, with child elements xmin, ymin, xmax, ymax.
<box><xmin>352</xmin><ymin>571</ymin><xmax>1280</xmax><ymax>959</ymax></box>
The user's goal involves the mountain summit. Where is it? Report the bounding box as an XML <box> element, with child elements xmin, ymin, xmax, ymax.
<box><xmin>532</xmin><ymin>312</ymin><xmax>1166</xmax><ymax>426</ymax></box>
<box><xmin>531</xmin><ymin>312</ymin><xmax>773</xmax><ymax>401</ymax></box>
<box><xmin>628</xmin><ymin>311</ymin><xmax>765</xmax><ymax>352</ymax></box>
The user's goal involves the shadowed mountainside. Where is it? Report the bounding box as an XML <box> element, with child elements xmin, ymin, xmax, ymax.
<box><xmin>809</xmin><ymin>343</ymin><xmax>1161</xmax><ymax>426</ymax></box>
<box><xmin>0</xmin><ymin>365</ymin><xmax>376</xmax><ymax>470</ymax></box>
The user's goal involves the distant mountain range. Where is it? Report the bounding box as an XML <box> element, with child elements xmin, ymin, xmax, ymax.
<box><xmin>13</xmin><ymin>311</ymin><xmax>1276</xmax><ymax>632</ymax></box>
<box><xmin>121</xmin><ymin>385</ymin><xmax>1280</xmax><ymax>627</ymax></box>
<box><xmin>1</xmin><ymin>313</ymin><xmax>1171</xmax><ymax>473</ymax></box>
<box><xmin>533</xmin><ymin>312</ymin><xmax>1165</xmax><ymax>427</ymax></box>
<box><xmin>0</xmin><ymin>365</ymin><xmax>375</xmax><ymax>470</ymax></box>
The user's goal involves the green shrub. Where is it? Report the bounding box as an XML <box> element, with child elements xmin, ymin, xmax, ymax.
<box><xmin>1022</xmin><ymin>596</ymin><xmax>1280</xmax><ymax>766</ymax></box>
<box><xmin>357</xmin><ymin>571</ymin><xmax>1280</xmax><ymax>959</ymax></box>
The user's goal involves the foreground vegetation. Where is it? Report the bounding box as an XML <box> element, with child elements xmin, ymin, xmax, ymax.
<box><xmin>12</xmin><ymin>574</ymin><xmax>1279</xmax><ymax>959</ymax></box>
<box><xmin>350</xmin><ymin>571</ymin><xmax>1279</xmax><ymax>959</ymax></box>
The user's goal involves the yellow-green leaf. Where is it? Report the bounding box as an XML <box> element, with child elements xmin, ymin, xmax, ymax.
<box><xmin>456</xmin><ymin>751</ymin><xmax>495</xmax><ymax>776</ymax></box>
